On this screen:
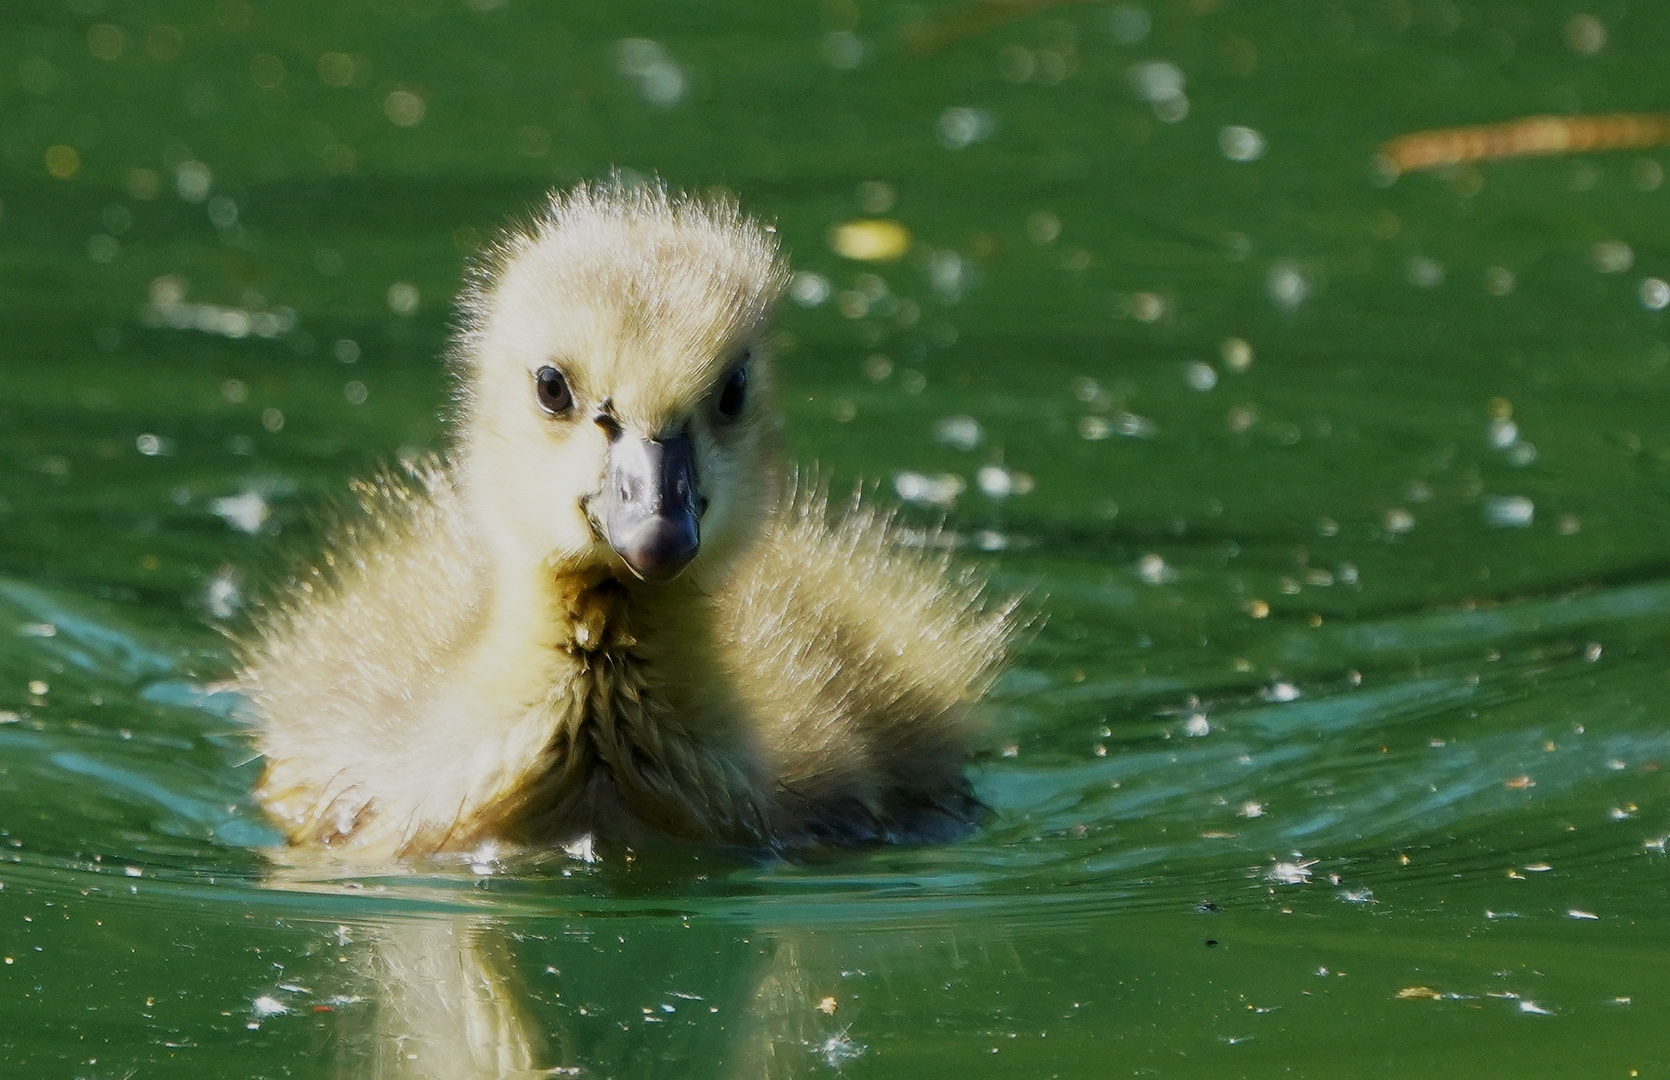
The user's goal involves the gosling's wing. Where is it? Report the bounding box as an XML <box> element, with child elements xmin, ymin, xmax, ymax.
<box><xmin>241</xmin><ymin>459</ymin><xmax>491</xmax><ymax>842</ymax></box>
<box><xmin>719</xmin><ymin>481</ymin><xmax>1013</xmax><ymax>838</ymax></box>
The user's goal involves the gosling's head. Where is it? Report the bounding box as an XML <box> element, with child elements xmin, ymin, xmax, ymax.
<box><xmin>453</xmin><ymin>181</ymin><xmax>790</xmax><ymax>588</ymax></box>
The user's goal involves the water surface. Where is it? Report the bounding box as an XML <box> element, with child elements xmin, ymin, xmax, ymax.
<box><xmin>2</xmin><ymin>1</ymin><xmax>1669</xmax><ymax>1075</ymax></box>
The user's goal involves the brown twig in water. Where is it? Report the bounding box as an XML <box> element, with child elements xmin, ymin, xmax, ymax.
<box><xmin>1379</xmin><ymin>112</ymin><xmax>1670</xmax><ymax>175</ymax></box>
<box><xmin>906</xmin><ymin>0</ymin><xmax>1097</xmax><ymax>55</ymax></box>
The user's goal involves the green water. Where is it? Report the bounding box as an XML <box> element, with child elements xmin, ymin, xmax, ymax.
<box><xmin>3</xmin><ymin>0</ymin><xmax>1670</xmax><ymax>1075</ymax></box>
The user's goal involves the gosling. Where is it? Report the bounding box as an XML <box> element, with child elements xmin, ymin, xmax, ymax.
<box><xmin>244</xmin><ymin>181</ymin><xmax>1012</xmax><ymax>859</ymax></box>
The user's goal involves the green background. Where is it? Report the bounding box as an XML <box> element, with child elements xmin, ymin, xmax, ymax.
<box><xmin>1</xmin><ymin>0</ymin><xmax>1668</xmax><ymax>1075</ymax></box>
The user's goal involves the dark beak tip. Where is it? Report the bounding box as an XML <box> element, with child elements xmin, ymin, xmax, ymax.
<box><xmin>614</xmin><ymin>518</ymin><xmax>700</xmax><ymax>582</ymax></box>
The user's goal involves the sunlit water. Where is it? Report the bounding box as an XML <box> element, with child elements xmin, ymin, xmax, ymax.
<box><xmin>3</xmin><ymin>1</ymin><xmax>1670</xmax><ymax>1076</ymax></box>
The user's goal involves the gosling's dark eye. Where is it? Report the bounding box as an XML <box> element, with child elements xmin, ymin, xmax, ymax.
<box><xmin>535</xmin><ymin>366</ymin><xmax>573</xmax><ymax>415</ymax></box>
<box><xmin>717</xmin><ymin>366</ymin><xmax>748</xmax><ymax>420</ymax></box>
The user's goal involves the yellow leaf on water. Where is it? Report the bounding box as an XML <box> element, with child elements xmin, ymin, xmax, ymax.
<box><xmin>830</xmin><ymin>219</ymin><xmax>911</xmax><ymax>262</ymax></box>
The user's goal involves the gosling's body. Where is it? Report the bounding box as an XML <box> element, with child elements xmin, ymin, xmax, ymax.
<box><xmin>245</xmin><ymin>183</ymin><xmax>1009</xmax><ymax>858</ymax></box>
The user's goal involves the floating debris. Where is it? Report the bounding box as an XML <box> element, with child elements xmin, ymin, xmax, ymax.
<box><xmin>1378</xmin><ymin>113</ymin><xmax>1670</xmax><ymax>176</ymax></box>
<box><xmin>1267</xmin><ymin>856</ymin><xmax>1316</xmax><ymax>885</ymax></box>
<box><xmin>816</xmin><ymin>1030</ymin><xmax>865</xmax><ymax>1068</ymax></box>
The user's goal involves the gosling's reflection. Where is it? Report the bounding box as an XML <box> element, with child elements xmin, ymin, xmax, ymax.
<box><xmin>322</xmin><ymin>907</ymin><xmax>851</xmax><ymax>1079</ymax></box>
<box><xmin>331</xmin><ymin>917</ymin><xmax>548</xmax><ymax>1079</ymax></box>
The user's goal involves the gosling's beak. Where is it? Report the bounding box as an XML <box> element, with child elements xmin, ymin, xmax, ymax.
<box><xmin>595</xmin><ymin>431</ymin><xmax>701</xmax><ymax>582</ymax></box>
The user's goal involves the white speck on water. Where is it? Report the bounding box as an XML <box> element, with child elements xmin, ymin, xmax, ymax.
<box><xmin>1079</xmin><ymin>416</ymin><xmax>1112</xmax><ymax>440</ymax></box>
<box><xmin>135</xmin><ymin>433</ymin><xmax>173</xmax><ymax>457</ymax></box>
<box><xmin>382</xmin><ymin>88</ymin><xmax>426</xmax><ymax>126</ymax></box>
<box><xmin>933</xmin><ymin>415</ymin><xmax>984</xmax><ymax>451</ymax></box>
<box><xmin>20</xmin><ymin>623</ymin><xmax>55</xmax><ymax>638</ymax></box>
<box><xmin>1109</xmin><ymin>3</ymin><xmax>1151</xmax><ymax>43</ymax></box>
<box><xmin>1182</xmin><ymin>713</ymin><xmax>1210</xmax><ymax>737</ymax></box>
<box><xmin>1126</xmin><ymin>59</ymin><xmax>1183</xmax><ymax>101</ymax></box>
<box><xmin>937</xmin><ymin>107</ymin><xmax>995</xmax><ymax>149</ymax></box>
<box><xmin>1240</xmin><ymin>801</ymin><xmax>1265</xmax><ymax>818</ymax></box>
<box><xmin>976</xmin><ymin>465</ymin><xmax>1032</xmax><ymax>498</ymax></box>
<box><xmin>386</xmin><ymin>281</ymin><xmax>420</xmax><ymax>315</ymax></box>
<box><xmin>1383</xmin><ymin>508</ymin><xmax>1415</xmax><ymax>535</ymax></box>
<box><xmin>175</xmin><ymin>160</ymin><xmax>212</xmax><ymax>203</ymax></box>
<box><xmin>1128</xmin><ymin>291</ymin><xmax>1165</xmax><ymax>321</ymax></box>
<box><xmin>1641</xmin><ymin>277</ymin><xmax>1670</xmax><ymax>310</ymax></box>
<box><xmin>1264</xmin><ymin>681</ymin><xmax>1300</xmax><ymax>702</ymax></box>
<box><xmin>204</xmin><ymin>568</ymin><xmax>243</xmax><ymax>619</ymax></box>
<box><xmin>789</xmin><ymin>272</ymin><xmax>831</xmax><ymax>307</ymax></box>
<box><xmin>124</xmin><ymin>866</ymin><xmax>142</xmax><ymax>877</ymax></box>
<box><xmin>816</xmin><ymin>1030</ymin><xmax>866</xmax><ymax>1067</ymax></box>
<box><xmin>1407</xmin><ymin>256</ymin><xmax>1444</xmax><ymax>288</ymax></box>
<box><xmin>1136</xmin><ymin>553</ymin><xmax>1175</xmax><ymax>585</ymax></box>
<box><xmin>1219</xmin><ymin>125</ymin><xmax>1265</xmax><ymax>162</ymax></box>
<box><xmin>1127</xmin><ymin>60</ymin><xmax>1187</xmax><ymax>120</ymax></box>
<box><xmin>617</xmin><ymin>39</ymin><xmax>687</xmax><ymax>107</ymax></box>
<box><xmin>1567</xmin><ymin>909</ymin><xmax>1599</xmax><ymax>920</ymax></box>
<box><xmin>1267</xmin><ymin>857</ymin><xmax>1316</xmax><ymax>885</ymax></box>
<box><xmin>251</xmin><ymin>995</ymin><xmax>287</xmax><ymax>1018</ymax></box>
<box><xmin>1115</xmin><ymin>412</ymin><xmax>1157</xmax><ymax>439</ymax></box>
<box><xmin>1519</xmin><ymin>1000</ymin><xmax>1554</xmax><ymax>1015</ymax></box>
<box><xmin>1484</xmin><ymin>495</ymin><xmax>1534</xmax><ymax>528</ymax></box>
<box><xmin>212</xmin><ymin>490</ymin><xmax>269</xmax><ymax>534</ymax></box>
<box><xmin>928</xmin><ymin>250</ymin><xmax>969</xmax><ymax>303</ymax></box>
<box><xmin>894</xmin><ymin>471</ymin><xmax>965</xmax><ymax>508</ymax></box>
<box><xmin>1591</xmin><ymin>240</ymin><xmax>1633</xmax><ymax>274</ymax></box>
<box><xmin>1184</xmin><ymin>360</ymin><xmax>1217</xmax><ymax>391</ymax></box>
<box><xmin>1266</xmin><ymin>262</ymin><xmax>1309</xmax><ymax>311</ymax></box>
<box><xmin>208</xmin><ymin>195</ymin><xmax>238</xmax><ymax>230</ymax></box>
<box><xmin>1221</xmin><ymin>338</ymin><xmax>1254</xmax><ymax>371</ymax></box>
<box><xmin>821</xmin><ymin>30</ymin><xmax>865</xmax><ymax>70</ymax></box>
